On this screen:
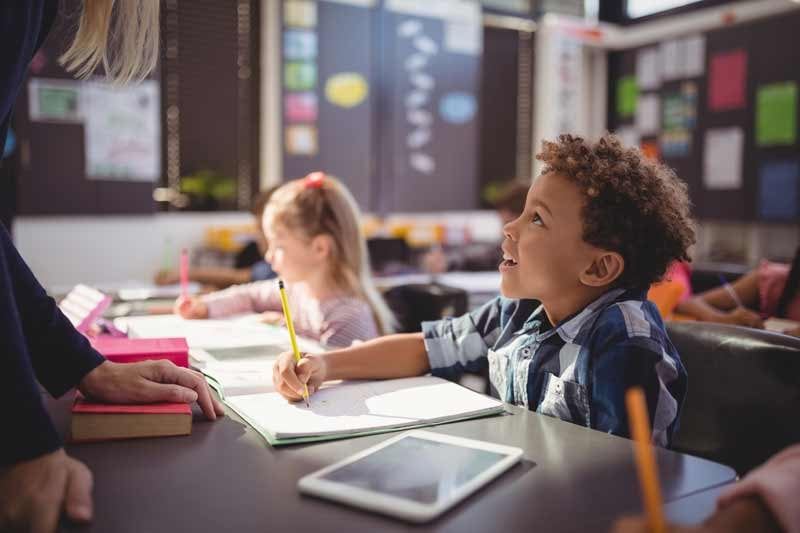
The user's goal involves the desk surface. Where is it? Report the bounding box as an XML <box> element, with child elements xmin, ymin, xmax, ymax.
<box><xmin>53</xmin><ymin>394</ymin><xmax>735</xmax><ymax>533</ymax></box>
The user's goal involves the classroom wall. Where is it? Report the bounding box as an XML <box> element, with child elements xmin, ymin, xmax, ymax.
<box><xmin>14</xmin><ymin>210</ymin><xmax>503</xmax><ymax>291</ymax></box>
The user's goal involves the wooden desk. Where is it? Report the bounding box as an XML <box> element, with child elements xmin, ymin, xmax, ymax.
<box><xmin>53</xmin><ymin>395</ymin><xmax>735</xmax><ymax>533</ymax></box>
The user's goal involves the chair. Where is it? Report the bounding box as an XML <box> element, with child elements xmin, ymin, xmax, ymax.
<box><xmin>667</xmin><ymin>321</ymin><xmax>800</xmax><ymax>474</ymax></box>
<box><xmin>382</xmin><ymin>283</ymin><xmax>468</xmax><ymax>333</ymax></box>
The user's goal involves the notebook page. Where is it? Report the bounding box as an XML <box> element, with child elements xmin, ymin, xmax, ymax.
<box><xmin>226</xmin><ymin>376</ymin><xmax>504</xmax><ymax>440</ymax></box>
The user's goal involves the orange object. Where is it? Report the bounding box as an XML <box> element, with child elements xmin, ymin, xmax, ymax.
<box><xmin>647</xmin><ymin>280</ymin><xmax>685</xmax><ymax>320</ymax></box>
<box><xmin>626</xmin><ymin>387</ymin><xmax>666</xmax><ymax>533</ymax></box>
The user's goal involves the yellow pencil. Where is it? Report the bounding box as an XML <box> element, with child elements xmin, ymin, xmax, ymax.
<box><xmin>625</xmin><ymin>387</ymin><xmax>665</xmax><ymax>533</ymax></box>
<box><xmin>278</xmin><ymin>279</ymin><xmax>310</xmax><ymax>407</ymax></box>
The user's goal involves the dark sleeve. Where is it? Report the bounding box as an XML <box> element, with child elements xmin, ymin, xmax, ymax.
<box><xmin>0</xmin><ymin>225</ymin><xmax>104</xmax><ymax>465</ymax></box>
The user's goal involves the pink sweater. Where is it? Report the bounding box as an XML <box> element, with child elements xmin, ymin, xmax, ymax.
<box><xmin>718</xmin><ymin>444</ymin><xmax>800</xmax><ymax>533</ymax></box>
<box><xmin>201</xmin><ymin>280</ymin><xmax>379</xmax><ymax>348</ymax></box>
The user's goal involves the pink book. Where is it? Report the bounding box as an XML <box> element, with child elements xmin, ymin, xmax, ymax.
<box><xmin>89</xmin><ymin>337</ymin><xmax>189</xmax><ymax>368</ymax></box>
<box><xmin>71</xmin><ymin>395</ymin><xmax>192</xmax><ymax>442</ymax></box>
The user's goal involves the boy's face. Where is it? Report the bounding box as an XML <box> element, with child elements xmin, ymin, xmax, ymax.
<box><xmin>500</xmin><ymin>172</ymin><xmax>600</xmax><ymax>302</ymax></box>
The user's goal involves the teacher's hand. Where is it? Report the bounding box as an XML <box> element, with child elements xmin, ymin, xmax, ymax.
<box><xmin>79</xmin><ymin>360</ymin><xmax>225</xmax><ymax>420</ymax></box>
<box><xmin>0</xmin><ymin>449</ymin><xmax>92</xmax><ymax>533</ymax></box>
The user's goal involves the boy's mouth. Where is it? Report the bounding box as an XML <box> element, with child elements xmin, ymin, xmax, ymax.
<box><xmin>500</xmin><ymin>252</ymin><xmax>518</xmax><ymax>270</ymax></box>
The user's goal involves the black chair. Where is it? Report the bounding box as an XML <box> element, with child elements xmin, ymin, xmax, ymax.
<box><xmin>383</xmin><ymin>283</ymin><xmax>468</xmax><ymax>333</ymax></box>
<box><xmin>667</xmin><ymin>321</ymin><xmax>800</xmax><ymax>474</ymax></box>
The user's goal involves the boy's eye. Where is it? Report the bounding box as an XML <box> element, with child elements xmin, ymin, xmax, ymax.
<box><xmin>531</xmin><ymin>213</ymin><xmax>544</xmax><ymax>226</ymax></box>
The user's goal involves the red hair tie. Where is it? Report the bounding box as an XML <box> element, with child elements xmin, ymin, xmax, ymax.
<box><xmin>304</xmin><ymin>171</ymin><xmax>325</xmax><ymax>188</ymax></box>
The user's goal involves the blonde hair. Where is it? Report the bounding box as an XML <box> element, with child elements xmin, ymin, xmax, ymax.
<box><xmin>60</xmin><ymin>0</ymin><xmax>160</xmax><ymax>84</ymax></box>
<box><xmin>265</xmin><ymin>174</ymin><xmax>395</xmax><ymax>335</ymax></box>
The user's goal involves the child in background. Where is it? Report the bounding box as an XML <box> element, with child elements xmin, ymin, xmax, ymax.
<box><xmin>175</xmin><ymin>173</ymin><xmax>394</xmax><ymax>348</ymax></box>
<box><xmin>613</xmin><ymin>443</ymin><xmax>800</xmax><ymax>533</ymax></box>
<box><xmin>273</xmin><ymin>134</ymin><xmax>694</xmax><ymax>446</ymax></box>
<box><xmin>154</xmin><ymin>188</ymin><xmax>278</xmax><ymax>289</ymax></box>
<box><xmin>673</xmin><ymin>247</ymin><xmax>800</xmax><ymax>335</ymax></box>
<box><xmin>422</xmin><ymin>181</ymin><xmax>528</xmax><ymax>273</ymax></box>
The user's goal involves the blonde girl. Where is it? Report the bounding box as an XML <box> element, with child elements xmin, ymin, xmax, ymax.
<box><xmin>176</xmin><ymin>172</ymin><xmax>394</xmax><ymax>347</ymax></box>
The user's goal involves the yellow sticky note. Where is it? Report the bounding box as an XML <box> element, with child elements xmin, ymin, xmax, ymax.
<box><xmin>324</xmin><ymin>73</ymin><xmax>369</xmax><ymax>108</ymax></box>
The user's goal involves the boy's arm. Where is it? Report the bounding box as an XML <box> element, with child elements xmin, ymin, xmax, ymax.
<box><xmin>591</xmin><ymin>334</ymin><xmax>686</xmax><ymax>447</ymax></box>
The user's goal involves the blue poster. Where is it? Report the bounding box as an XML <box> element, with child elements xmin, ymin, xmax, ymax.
<box><xmin>439</xmin><ymin>92</ymin><xmax>476</xmax><ymax>124</ymax></box>
<box><xmin>759</xmin><ymin>161</ymin><xmax>799</xmax><ymax>220</ymax></box>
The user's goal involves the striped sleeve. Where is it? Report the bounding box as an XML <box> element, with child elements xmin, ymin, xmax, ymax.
<box><xmin>203</xmin><ymin>279</ymin><xmax>281</xmax><ymax>318</ymax></box>
<box><xmin>421</xmin><ymin>296</ymin><xmax>504</xmax><ymax>381</ymax></box>
<box><xmin>320</xmin><ymin>299</ymin><xmax>379</xmax><ymax>348</ymax></box>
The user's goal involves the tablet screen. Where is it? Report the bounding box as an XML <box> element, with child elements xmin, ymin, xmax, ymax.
<box><xmin>320</xmin><ymin>436</ymin><xmax>509</xmax><ymax>504</ymax></box>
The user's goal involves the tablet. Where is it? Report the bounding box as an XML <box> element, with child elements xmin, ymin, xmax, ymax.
<box><xmin>297</xmin><ymin>430</ymin><xmax>523</xmax><ymax>523</ymax></box>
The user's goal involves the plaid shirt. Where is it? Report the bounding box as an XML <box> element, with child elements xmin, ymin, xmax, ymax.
<box><xmin>422</xmin><ymin>288</ymin><xmax>687</xmax><ymax>447</ymax></box>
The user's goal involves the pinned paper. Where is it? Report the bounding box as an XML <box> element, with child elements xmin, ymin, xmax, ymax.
<box><xmin>614</xmin><ymin>126</ymin><xmax>639</xmax><ymax>148</ymax></box>
<box><xmin>636</xmin><ymin>48</ymin><xmax>660</xmax><ymax>91</ymax></box>
<box><xmin>404</xmin><ymin>53</ymin><xmax>429</xmax><ymax>72</ymax></box>
<box><xmin>407</xmin><ymin>109</ymin><xmax>433</xmax><ymax>127</ymax></box>
<box><xmin>413</xmin><ymin>35</ymin><xmax>439</xmax><ymax>55</ymax></box>
<box><xmin>616</xmin><ymin>76</ymin><xmax>638</xmax><ymax>119</ymax></box>
<box><xmin>684</xmin><ymin>35</ymin><xmax>705</xmax><ymax>78</ymax></box>
<box><xmin>641</xmin><ymin>140</ymin><xmax>660</xmax><ymax>161</ymax></box>
<box><xmin>284</xmin><ymin>62</ymin><xmax>317</xmax><ymax>91</ymax></box>
<box><xmin>759</xmin><ymin>161</ymin><xmax>799</xmax><ymax>220</ymax></box>
<box><xmin>284</xmin><ymin>0</ymin><xmax>317</xmax><ymax>28</ymax></box>
<box><xmin>28</xmin><ymin>78</ymin><xmax>82</xmax><ymax>122</ymax></box>
<box><xmin>285</xmin><ymin>125</ymin><xmax>318</xmax><ymax>156</ymax></box>
<box><xmin>410</xmin><ymin>72</ymin><xmax>435</xmax><ymax>91</ymax></box>
<box><xmin>756</xmin><ymin>82</ymin><xmax>797</xmax><ymax>146</ymax></box>
<box><xmin>405</xmin><ymin>90</ymin><xmax>429</xmax><ymax>109</ymax></box>
<box><xmin>407</xmin><ymin>128</ymin><xmax>432</xmax><ymax>149</ymax></box>
<box><xmin>703</xmin><ymin>127</ymin><xmax>744</xmax><ymax>190</ymax></box>
<box><xmin>661</xmin><ymin>130</ymin><xmax>691</xmax><ymax>158</ymax></box>
<box><xmin>324</xmin><ymin>73</ymin><xmax>368</xmax><ymax>108</ymax></box>
<box><xmin>438</xmin><ymin>92</ymin><xmax>476</xmax><ymax>124</ymax></box>
<box><xmin>660</xmin><ymin>40</ymin><xmax>681</xmax><ymax>81</ymax></box>
<box><xmin>709</xmin><ymin>49</ymin><xmax>746</xmax><ymax>111</ymax></box>
<box><xmin>283</xmin><ymin>30</ymin><xmax>317</xmax><ymax>60</ymax></box>
<box><xmin>284</xmin><ymin>92</ymin><xmax>317</xmax><ymax>122</ymax></box>
<box><xmin>636</xmin><ymin>94</ymin><xmax>660</xmax><ymax>135</ymax></box>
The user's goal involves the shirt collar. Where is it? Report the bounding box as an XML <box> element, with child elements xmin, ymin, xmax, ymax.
<box><xmin>524</xmin><ymin>288</ymin><xmax>629</xmax><ymax>344</ymax></box>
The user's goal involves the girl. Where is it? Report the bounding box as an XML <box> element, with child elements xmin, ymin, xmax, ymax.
<box><xmin>175</xmin><ymin>172</ymin><xmax>394</xmax><ymax>348</ymax></box>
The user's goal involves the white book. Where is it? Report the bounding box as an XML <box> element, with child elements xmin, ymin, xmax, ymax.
<box><xmin>225</xmin><ymin>376</ymin><xmax>506</xmax><ymax>446</ymax></box>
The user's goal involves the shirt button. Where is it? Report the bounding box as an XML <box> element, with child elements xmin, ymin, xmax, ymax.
<box><xmin>521</xmin><ymin>347</ymin><xmax>531</xmax><ymax>357</ymax></box>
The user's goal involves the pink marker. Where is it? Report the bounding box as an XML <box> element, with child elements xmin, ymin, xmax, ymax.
<box><xmin>180</xmin><ymin>248</ymin><xmax>189</xmax><ymax>299</ymax></box>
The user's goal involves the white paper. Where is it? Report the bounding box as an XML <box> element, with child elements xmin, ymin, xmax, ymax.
<box><xmin>226</xmin><ymin>376</ymin><xmax>504</xmax><ymax>439</ymax></box>
<box><xmin>636</xmin><ymin>48</ymin><xmax>661</xmax><ymax>91</ymax></box>
<box><xmin>615</xmin><ymin>126</ymin><xmax>640</xmax><ymax>148</ymax></box>
<box><xmin>115</xmin><ymin>314</ymin><xmax>323</xmax><ymax>352</ymax></box>
<box><xmin>703</xmin><ymin>127</ymin><xmax>744</xmax><ymax>190</ymax></box>
<box><xmin>82</xmin><ymin>80</ymin><xmax>161</xmax><ymax>181</ymax></box>
<box><xmin>660</xmin><ymin>40</ymin><xmax>682</xmax><ymax>81</ymax></box>
<box><xmin>636</xmin><ymin>94</ymin><xmax>660</xmax><ymax>135</ymax></box>
<box><xmin>683</xmin><ymin>35</ymin><xmax>705</xmax><ymax>78</ymax></box>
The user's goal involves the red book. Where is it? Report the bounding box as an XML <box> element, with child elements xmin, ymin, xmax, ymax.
<box><xmin>71</xmin><ymin>396</ymin><xmax>192</xmax><ymax>442</ymax></box>
<box><xmin>89</xmin><ymin>337</ymin><xmax>189</xmax><ymax>368</ymax></box>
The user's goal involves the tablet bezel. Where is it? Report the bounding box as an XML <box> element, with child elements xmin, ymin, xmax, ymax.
<box><xmin>297</xmin><ymin>430</ymin><xmax>523</xmax><ymax>523</ymax></box>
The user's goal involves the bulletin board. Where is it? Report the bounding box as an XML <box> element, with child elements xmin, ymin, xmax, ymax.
<box><xmin>13</xmin><ymin>10</ymin><xmax>160</xmax><ymax>216</ymax></box>
<box><xmin>607</xmin><ymin>9</ymin><xmax>800</xmax><ymax>223</ymax></box>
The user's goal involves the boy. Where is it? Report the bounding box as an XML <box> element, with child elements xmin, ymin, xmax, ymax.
<box><xmin>273</xmin><ymin>133</ymin><xmax>695</xmax><ymax>446</ymax></box>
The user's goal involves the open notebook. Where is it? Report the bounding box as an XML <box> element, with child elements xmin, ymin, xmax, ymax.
<box><xmin>224</xmin><ymin>376</ymin><xmax>506</xmax><ymax>446</ymax></box>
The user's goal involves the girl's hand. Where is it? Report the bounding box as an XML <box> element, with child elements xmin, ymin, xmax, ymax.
<box><xmin>272</xmin><ymin>352</ymin><xmax>327</xmax><ymax>402</ymax></box>
<box><xmin>260</xmin><ymin>311</ymin><xmax>286</xmax><ymax>326</ymax></box>
<box><xmin>721</xmin><ymin>307</ymin><xmax>764</xmax><ymax>329</ymax></box>
<box><xmin>174</xmin><ymin>296</ymin><xmax>208</xmax><ymax>319</ymax></box>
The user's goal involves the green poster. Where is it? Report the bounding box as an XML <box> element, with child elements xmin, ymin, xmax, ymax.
<box><xmin>616</xmin><ymin>76</ymin><xmax>638</xmax><ymax>119</ymax></box>
<box><xmin>756</xmin><ymin>82</ymin><xmax>797</xmax><ymax>146</ymax></box>
<box><xmin>284</xmin><ymin>62</ymin><xmax>317</xmax><ymax>91</ymax></box>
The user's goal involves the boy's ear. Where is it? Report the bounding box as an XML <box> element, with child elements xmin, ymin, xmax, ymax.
<box><xmin>580</xmin><ymin>251</ymin><xmax>625</xmax><ymax>288</ymax></box>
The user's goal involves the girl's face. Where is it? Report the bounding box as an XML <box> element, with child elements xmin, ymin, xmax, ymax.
<box><xmin>263</xmin><ymin>222</ymin><xmax>323</xmax><ymax>282</ymax></box>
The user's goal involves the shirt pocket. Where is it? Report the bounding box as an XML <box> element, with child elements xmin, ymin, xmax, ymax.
<box><xmin>537</xmin><ymin>373</ymin><xmax>590</xmax><ymax>427</ymax></box>
<box><xmin>487</xmin><ymin>348</ymin><xmax>512</xmax><ymax>403</ymax></box>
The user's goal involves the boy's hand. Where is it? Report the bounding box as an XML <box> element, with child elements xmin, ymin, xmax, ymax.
<box><xmin>721</xmin><ymin>307</ymin><xmax>764</xmax><ymax>329</ymax></box>
<box><xmin>0</xmin><ymin>449</ymin><xmax>93</xmax><ymax>533</ymax></box>
<box><xmin>273</xmin><ymin>352</ymin><xmax>327</xmax><ymax>401</ymax></box>
<box><xmin>79</xmin><ymin>360</ymin><xmax>225</xmax><ymax>420</ymax></box>
<box><xmin>174</xmin><ymin>296</ymin><xmax>208</xmax><ymax>319</ymax></box>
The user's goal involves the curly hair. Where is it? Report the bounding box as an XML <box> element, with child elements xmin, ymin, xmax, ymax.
<box><xmin>536</xmin><ymin>133</ymin><xmax>696</xmax><ymax>290</ymax></box>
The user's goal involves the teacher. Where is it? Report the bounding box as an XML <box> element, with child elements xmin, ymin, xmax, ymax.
<box><xmin>0</xmin><ymin>3</ymin><xmax>224</xmax><ymax>532</ymax></box>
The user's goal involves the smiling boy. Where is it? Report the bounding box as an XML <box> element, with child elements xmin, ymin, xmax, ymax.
<box><xmin>272</xmin><ymin>133</ymin><xmax>695</xmax><ymax>445</ymax></box>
